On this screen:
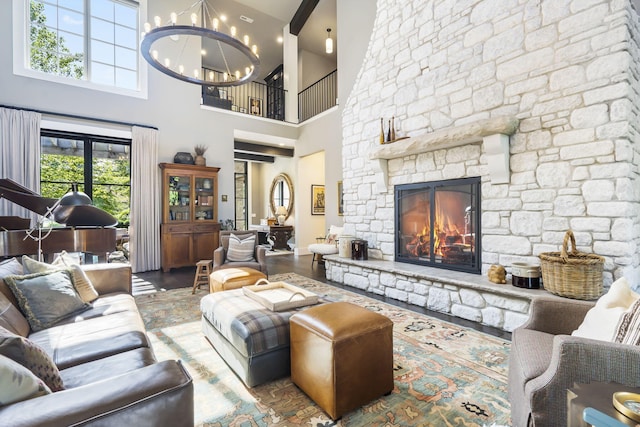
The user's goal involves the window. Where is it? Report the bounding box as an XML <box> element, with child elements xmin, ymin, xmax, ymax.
<box><xmin>14</xmin><ymin>0</ymin><xmax>145</xmax><ymax>95</ymax></box>
<box><xmin>40</xmin><ymin>130</ymin><xmax>131</xmax><ymax>227</ymax></box>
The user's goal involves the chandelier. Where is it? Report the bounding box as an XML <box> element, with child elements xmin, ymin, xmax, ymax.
<box><xmin>140</xmin><ymin>0</ymin><xmax>260</xmax><ymax>87</ymax></box>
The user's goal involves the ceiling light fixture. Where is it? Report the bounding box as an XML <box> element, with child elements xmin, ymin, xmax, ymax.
<box><xmin>325</xmin><ymin>28</ymin><xmax>333</xmax><ymax>54</ymax></box>
<box><xmin>140</xmin><ymin>0</ymin><xmax>260</xmax><ymax>87</ymax></box>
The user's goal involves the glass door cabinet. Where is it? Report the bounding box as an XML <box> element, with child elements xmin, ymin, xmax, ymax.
<box><xmin>159</xmin><ymin>163</ymin><xmax>220</xmax><ymax>272</ymax></box>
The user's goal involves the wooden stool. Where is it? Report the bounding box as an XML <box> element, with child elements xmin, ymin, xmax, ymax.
<box><xmin>192</xmin><ymin>260</ymin><xmax>212</xmax><ymax>294</ymax></box>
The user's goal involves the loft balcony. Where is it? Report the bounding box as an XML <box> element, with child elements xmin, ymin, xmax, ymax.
<box><xmin>201</xmin><ymin>67</ymin><xmax>337</xmax><ymax>123</ymax></box>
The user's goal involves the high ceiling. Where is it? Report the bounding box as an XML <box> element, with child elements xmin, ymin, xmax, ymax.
<box><xmin>200</xmin><ymin>0</ymin><xmax>337</xmax><ymax>80</ymax></box>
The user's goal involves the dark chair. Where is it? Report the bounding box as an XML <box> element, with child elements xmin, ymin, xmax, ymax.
<box><xmin>213</xmin><ymin>230</ymin><xmax>267</xmax><ymax>275</ymax></box>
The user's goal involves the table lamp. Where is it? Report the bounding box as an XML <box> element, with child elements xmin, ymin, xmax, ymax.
<box><xmin>275</xmin><ymin>206</ymin><xmax>287</xmax><ymax>226</ymax></box>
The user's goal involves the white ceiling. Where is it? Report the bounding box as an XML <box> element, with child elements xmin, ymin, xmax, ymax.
<box><xmin>201</xmin><ymin>0</ymin><xmax>337</xmax><ymax>80</ymax></box>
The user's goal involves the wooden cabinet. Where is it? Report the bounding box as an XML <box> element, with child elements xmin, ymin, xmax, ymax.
<box><xmin>159</xmin><ymin>163</ymin><xmax>221</xmax><ymax>272</ymax></box>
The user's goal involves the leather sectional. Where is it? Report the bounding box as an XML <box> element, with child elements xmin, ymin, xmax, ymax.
<box><xmin>0</xmin><ymin>262</ymin><xmax>194</xmax><ymax>427</ymax></box>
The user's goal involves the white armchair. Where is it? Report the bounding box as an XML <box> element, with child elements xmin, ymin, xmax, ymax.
<box><xmin>308</xmin><ymin>225</ymin><xmax>343</xmax><ymax>266</ymax></box>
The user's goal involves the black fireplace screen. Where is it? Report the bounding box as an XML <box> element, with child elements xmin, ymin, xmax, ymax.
<box><xmin>395</xmin><ymin>177</ymin><xmax>481</xmax><ymax>273</ymax></box>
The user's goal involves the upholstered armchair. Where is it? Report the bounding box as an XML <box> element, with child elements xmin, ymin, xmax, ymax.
<box><xmin>308</xmin><ymin>225</ymin><xmax>343</xmax><ymax>266</ymax></box>
<box><xmin>213</xmin><ymin>230</ymin><xmax>267</xmax><ymax>275</ymax></box>
<box><xmin>508</xmin><ymin>294</ymin><xmax>640</xmax><ymax>427</ymax></box>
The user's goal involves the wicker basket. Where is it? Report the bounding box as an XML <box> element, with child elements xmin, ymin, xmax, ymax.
<box><xmin>539</xmin><ymin>230</ymin><xmax>604</xmax><ymax>300</ymax></box>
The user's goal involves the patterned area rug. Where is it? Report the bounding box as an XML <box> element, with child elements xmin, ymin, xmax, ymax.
<box><xmin>134</xmin><ymin>273</ymin><xmax>512</xmax><ymax>426</ymax></box>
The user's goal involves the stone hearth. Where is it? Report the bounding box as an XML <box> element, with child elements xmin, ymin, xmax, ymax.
<box><xmin>325</xmin><ymin>255</ymin><xmax>549</xmax><ymax>332</ymax></box>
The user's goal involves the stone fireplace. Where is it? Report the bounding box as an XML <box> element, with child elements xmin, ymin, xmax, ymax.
<box><xmin>326</xmin><ymin>0</ymin><xmax>640</xmax><ymax>331</ymax></box>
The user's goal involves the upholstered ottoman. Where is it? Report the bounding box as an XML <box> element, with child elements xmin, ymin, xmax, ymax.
<box><xmin>290</xmin><ymin>302</ymin><xmax>394</xmax><ymax>420</ymax></box>
<box><xmin>200</xmin><ymin>289</ymin><xmax>294</xmax><ymax>387</ymax></box>
<box><xmin>209</xmin><ymin>267</ymin><xmax>266</xmax><ymax>293</ymax></box>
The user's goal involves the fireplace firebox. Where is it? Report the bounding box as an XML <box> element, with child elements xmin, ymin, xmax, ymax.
<box><xmin>395</xmin><ymin>177</ymin><xmax>481</xmax><ymax>273</ymax></box>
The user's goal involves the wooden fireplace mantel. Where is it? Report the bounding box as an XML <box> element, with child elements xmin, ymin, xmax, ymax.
<box><xmin>369</xmin><ymin>116</ymin><xmax>519</xmax><ymax>193</ymax></box>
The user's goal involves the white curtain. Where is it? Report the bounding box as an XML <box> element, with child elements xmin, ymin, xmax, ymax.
<box><xmin>0</xmin><ymin>108</ymin><xmax>42</xmax><ymax>224</ymax></box>
<box><xmin>130</xmin><ymin>126</ymin><xmax>161</xmax><ymax>273</ymax></box>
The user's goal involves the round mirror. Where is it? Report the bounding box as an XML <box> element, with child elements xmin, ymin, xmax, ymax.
<box><xmin>270</xmin><ymin>173</ymin><xmax>294</xmax><ymax>220</ymax></box>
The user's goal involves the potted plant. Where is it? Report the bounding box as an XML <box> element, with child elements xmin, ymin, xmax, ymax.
<box><xmin>194</xmin><ymin>144</ymin><xmax>208</xmax><ymax>166</ymax></box>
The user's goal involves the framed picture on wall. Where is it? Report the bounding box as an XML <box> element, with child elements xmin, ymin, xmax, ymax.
<box><xmin>249</xmin><ymin>96</ymin><xmax>262</xmax><ymax>116</ymax></box>
<box><xmin>338</xmin><ymin>181</ymin><xmax>344</xmax><ymax>216</ymax></box>
<box><xmin>311</xmin><ymin>184</ymin><xmax>325</xmax><ymax>215</ymax></box>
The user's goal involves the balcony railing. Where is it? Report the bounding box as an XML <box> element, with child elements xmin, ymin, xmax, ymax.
<box><xmin>298</xmin><ymin>70</ymin><xmax>337</xmax><ymax>122</ymax></box>
<box><xmin>201</xmin><ymin>68</ymin><xmax>286</xmax><ymax>121</ymax></box>
<box><xmin>201</xmin><ymin>68</ymin><xmax>337</xmax><ymax>123</ymax></box>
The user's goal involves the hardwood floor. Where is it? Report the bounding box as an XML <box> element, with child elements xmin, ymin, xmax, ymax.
<box><xmin>134</xmin><ymin>253</ymin><xmax>510</xmax><ymax>339</ymax></box>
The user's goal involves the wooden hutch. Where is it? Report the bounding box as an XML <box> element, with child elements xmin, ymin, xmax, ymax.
<box><xmin>159</xmin><ymin>163</ymin><xmax>220</xmax><ymax>272</ymax></box>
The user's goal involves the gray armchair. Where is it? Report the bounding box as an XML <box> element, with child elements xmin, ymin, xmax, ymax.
<box><xmin>213</xmin><ymin>230</ymin><xmax>267</xmax><ymax>275</ymax></box>
<box><xmin>508</xmin><ymin>296</ymin><xmax>640</xmax><ymax>426</ymax></box>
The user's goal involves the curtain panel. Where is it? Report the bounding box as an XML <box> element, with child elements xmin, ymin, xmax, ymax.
<box><xmin>0</xmin><ymin>107</ymin><xmax>41</xmax><ymax>224</ymax></box>
<box><xmin>130</xmin><ymin>126</ymin><xmax>161</xmax><ymax>273</ymax></box>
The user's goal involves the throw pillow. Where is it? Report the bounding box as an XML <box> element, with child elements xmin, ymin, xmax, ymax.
<box><xmin>0</xmin><ymin>326</ymin><xmax>64</xmax><ymax>391</ymax></box>
<box><xmin>0</xmin><ymin>354</ymin><xmax>51</xmax><ymax>405</ymax></box>
<box><xmin>227</xmin><ymin>233</ymin><xmax>256</xmax><ymax>262</ymax></box>
<box><xmin>22</xmin><ymin>254</ymin><xmax>99</xmax><ymax>303</ymax></box>
<box><xmin>4</xmin><ymin>270</ymin><xmax>89</xmax><ymax>332</ymax></box>
<box><xmin>572</xmin><ymin>277</ymin><xmax>639</xmax><ymax>342</ymax></box>
<box><xmin>614</xmin><ymin>298</ymin><xmax>640</xmax><ymax>345</ymax></box>
<box><xmin>0</xmin><ymin>258</ymin><xmax>24</xmax><ymax>307</ymax></box>
<box><xmin>0</xmin><ymin>291</ymin><xmax>30</xmax><ymax>337</ymax></box>
<box><xmin>326</xmin><ymin>234</ymin><xmax>338</xmax><ymax>244</ymax></box>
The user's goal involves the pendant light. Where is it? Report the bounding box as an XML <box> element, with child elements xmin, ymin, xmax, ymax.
<box><xmin>325</xmin><ymin>28</ymin><xmax>333</xmax><ymax>54</ymax></box>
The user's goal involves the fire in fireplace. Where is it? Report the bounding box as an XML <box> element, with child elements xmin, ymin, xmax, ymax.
<box><xmin>395</xmin><ymin>177</ymin><xmax>481</xmax><ymax>273</ymax></box>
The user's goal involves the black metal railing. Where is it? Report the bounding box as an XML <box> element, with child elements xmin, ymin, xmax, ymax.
<box><xmin>298</xmin><ymin>69</ymin><xmax>337</xmax><ymax>122</ymax></box>
<box><xmin>201</xmin><ymin>68</ymin><xmax>286</xmax><ymax>121</ymax></box>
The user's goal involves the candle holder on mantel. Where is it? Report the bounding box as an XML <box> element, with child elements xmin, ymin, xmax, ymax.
<box><xmin>378</xmin><ymin>116</ymin><xmax>408</xmax><ymax>144</ymax></box>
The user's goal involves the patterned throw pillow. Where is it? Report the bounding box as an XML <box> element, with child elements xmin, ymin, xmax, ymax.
<box><xmin>4</xmin><ymin>270</ymin><xmax>89</xmax><ymax>332</ymax></box>
<box><xmin>572</xmin><ymin>277</ymin><xmax>639</xmax><ymax>342</ymax></box>
<box><xmin>614</xmin><ymin>298</ymin><xmax>640</xmax><ymax>345</ymax></box>
<box><xmin>22</xmin><ymin>254</ymin><xmax>99</xmax><ymax>303</ymax></box>
<box><xmin>326</xmin><ymin>234</ymin><xmax>338</xmax><ymax>244</ymax></box>
<box><xmin>0</xmin><ymin>354</ymin><xmax>51</xmax><ymax>405</ymax></box>
<box><xmin>0</xmin><ymin>326</ymin><xmax>64</xmax><ymax>391</ymax></box>
<box><xmin>227</xmin><ymin>234</ymin><xmax>256</xmax><ymax>262</ymax></box>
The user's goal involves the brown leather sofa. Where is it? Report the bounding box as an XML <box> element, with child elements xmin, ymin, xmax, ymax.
<box><xmin>0</xmin><ymin>263</ymin><xmax>194</xmax><ymax>427</ymax></box>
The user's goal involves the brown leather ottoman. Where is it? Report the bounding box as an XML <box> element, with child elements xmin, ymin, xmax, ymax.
<box><xmin>290</xmin><ymin>302</ymin><xmax>394</xmax><ymax>420</ymax></box>
<box><xmin>209</xmin><ymin>267</ymin><xmax>267</xmax><ymax>293</ymax></box>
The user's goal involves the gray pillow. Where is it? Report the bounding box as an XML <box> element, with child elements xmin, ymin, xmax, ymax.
<box><xmin>4</xmin><ymin>270</ymin><xmax>89</xmax><ymax>332</ymax></box>
<box><xmin>22</xmin><ymin>255</ymin><xmax>99</xmax><ymax>303</ymax></box>
<box><xmin>226</xmin><ymin>233</ymin><xmax>256</xmax><ymax>262</ymax></box>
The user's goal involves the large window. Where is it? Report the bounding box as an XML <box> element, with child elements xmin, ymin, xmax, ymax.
<box><xmin>40</xmin><ymin>130</ymin><xmax>131</xmax><ymax>227</ymax></box>
<box><xmin>17</xmin><ymin>0</ymin><xmax>142</xmax><ymax>93</ymax></box>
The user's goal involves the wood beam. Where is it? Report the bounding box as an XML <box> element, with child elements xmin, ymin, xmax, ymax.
<box><xmin>289</xmin><ymin>0</ymin><xmax>319</xmax><ymax>36</ymax></box>
<box><xmin>234</xmin><ymin>141</ymin><xmax>294</xmax><ymax>157</ymax></box>
<box><xmin>234</xmin><ymin>152</ymin><xmax>275</xmax><ymax>163</ymax></box>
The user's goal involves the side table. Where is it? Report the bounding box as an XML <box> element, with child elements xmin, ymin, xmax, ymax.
<box><xmin>567</xmin><ymin>382</ymin><xmax>640</xmax><ymax>426</ymax></box>
<box><xmin>268</xmin><ymin>225</ymin><xmax>293</xmax><ymax>250</ymax></box>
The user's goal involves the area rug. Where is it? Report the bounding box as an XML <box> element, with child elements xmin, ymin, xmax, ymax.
<box><xmin>134</xmin><ymin>273</ymin><xmax>512</xmax><ymax>426</ymax></box>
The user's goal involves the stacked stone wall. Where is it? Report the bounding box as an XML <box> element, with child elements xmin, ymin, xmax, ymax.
<box><xmin>342</xmin><ymin>0</ymin><xmax>640</xmax><ymax>288</ymax></box>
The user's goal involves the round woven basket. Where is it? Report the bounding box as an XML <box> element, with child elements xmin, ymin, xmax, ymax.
<box><xmin>539</xmin><ymin>230</ymin><xmax>604</xmax><ymax>300</ymax></box>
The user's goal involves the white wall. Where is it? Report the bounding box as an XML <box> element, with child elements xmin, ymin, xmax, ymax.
<box><xmin>298</xmin><ymin>49</ymin><xmax>336</xmax><ymax>90</ymax></box>
<box><xmin>292</xmin><ymin>0</ymin><xmax>377</xmax><ymax>253</ymax></box>
<box><xmin>295</xmin><ymin>150</ymin><xmax>325</xmax><ymax>254</ymax></box>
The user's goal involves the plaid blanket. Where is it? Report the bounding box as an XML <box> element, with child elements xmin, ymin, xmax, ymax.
<box><xmin>201</xmin><ymin>289</ymin><xmax>294</xmax><ymax>357</ymax></box>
